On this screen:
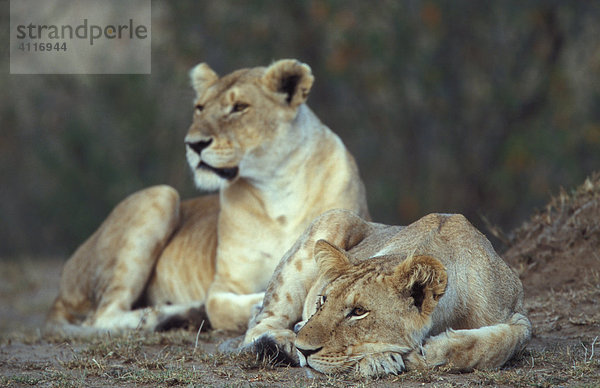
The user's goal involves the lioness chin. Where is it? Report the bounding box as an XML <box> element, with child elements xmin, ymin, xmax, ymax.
<box><xmin>243</xmin><ymin>210</ymin><xmax>531</xmax><ymax>377</ymax></box>
<box><xmin>46</xmin><ymin>59</ymin><xmax>369</xmax><ymax>334</ymax></box>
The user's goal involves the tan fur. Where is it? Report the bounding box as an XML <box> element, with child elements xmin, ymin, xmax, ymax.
<box><xmin>46</xmin><ymin>60</ymin><xmax>369</xmax><ymax>333</ymax></box>
<box><xmin>242</xmin><ymin>210</ymin><xmax>531</xmax><ymax>377</ymax></box>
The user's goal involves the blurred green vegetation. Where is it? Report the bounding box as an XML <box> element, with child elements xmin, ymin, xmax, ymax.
<box><xmin>2</xmin><ymin>1</ymin><xmax>599</xmax><ymax>256</ymax></box>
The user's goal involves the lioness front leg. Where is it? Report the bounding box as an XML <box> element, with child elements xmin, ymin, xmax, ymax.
<box><xmin>241</xmin><ymin>209</ymin><xmax>374</xmax><ymax>362</ymax></box>
<box><xmin>205</xmin><ymin>285</ymin><xmax>265</xmax><ymax>332</ymax></box>
<box><xmin>406</xmin><ymin>313</ymin><xmax>532</xmax><ymax>371</ymax></box>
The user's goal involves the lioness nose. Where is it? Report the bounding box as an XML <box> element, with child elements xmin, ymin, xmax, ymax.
<box><xmin>186</xmin><ymin>138</ymin><xmax>213</xmax><ymax>154</ymax></box>
<box><xmin>297</xmin><ymin>346</ymin><xmax>322</xmax><ymax>359</ymax></box>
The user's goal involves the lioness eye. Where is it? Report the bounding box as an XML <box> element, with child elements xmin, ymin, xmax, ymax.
<box><xmin>195</xmin><ymin>104</ymin><xmax>204</xmax><ymax>113</ymax></box>
<box><xmin>231</xmin><ymin>102</ymin><xmax>249</xmax><ymax>113</ymax></box>
<box><xmin>348</xmin><ymin>307</ymin><xmax>368</xmax><ymax>317</ymax></box>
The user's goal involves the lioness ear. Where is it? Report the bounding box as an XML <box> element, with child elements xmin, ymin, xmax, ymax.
<box><xmin>393</xmin><ymin>255</ymin><xmax>447</xmax><ymax>316</ymax></box>
<box><xmin>189</xmin><ymin>63</ymin><xmax>219</xmax><ymax>97</ymax></box>
<box><xmin>314</xmin><ymin>239</ymin><xmax>351</xmax><ymax>281</ymax></box>
<box><xmin>262</xmin><ymin>59</ymin><xmax>314</xmax><ymax>107</ymax></box>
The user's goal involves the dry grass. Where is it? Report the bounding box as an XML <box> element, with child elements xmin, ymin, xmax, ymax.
<box><xmin>1</xmin><ymin>312</ymin><xmax>599</xmax><ymax>387</ymax></box>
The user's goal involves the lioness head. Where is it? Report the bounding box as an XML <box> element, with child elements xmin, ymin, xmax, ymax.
<box><xmin>185</xmin><ymin>59</ymin><xmax>314</xmax><ymax>190</ymax></box>
<box><xmin>295</xmin><ymin>240</ymin><xmax>447</xmax><ymax>377</ymax></box>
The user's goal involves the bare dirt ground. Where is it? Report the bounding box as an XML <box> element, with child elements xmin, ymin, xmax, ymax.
<box><xmin>1</xmin><ymin>175</ymin><xmax>599</xmax><ymax>387</ymax></box>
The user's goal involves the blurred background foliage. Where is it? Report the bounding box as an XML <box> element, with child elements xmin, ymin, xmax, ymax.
<box><xmin>1</xmin><ymin>0</ymin><xmax>599</xmax><ymax>256</ymax></box>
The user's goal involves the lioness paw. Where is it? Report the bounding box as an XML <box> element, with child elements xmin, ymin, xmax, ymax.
<box><xmin>405</xmin><ymin>347</ymin><xmax>428</xmax><ymax>370</ymax></box>
<box><xmin>357</xmin><ymin>352</ymin><xmax>406</xmax><ymax>377</ymax></box>
<box><xmin>248</xmin><ymin>331</ymin><xmax>299</xmax><ymax>366</ymax></box>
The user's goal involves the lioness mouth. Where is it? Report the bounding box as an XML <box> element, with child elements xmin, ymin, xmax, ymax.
<box><xmin>198</xmin><ymin>161</ymin><xmax>239</xmax><ymax>180</ymax></box>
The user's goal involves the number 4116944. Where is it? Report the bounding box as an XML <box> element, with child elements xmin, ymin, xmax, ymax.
<box><xmin>18</xmin><ymin>42</ymin><xmax>67</xmax><ymax>52</ymax></box>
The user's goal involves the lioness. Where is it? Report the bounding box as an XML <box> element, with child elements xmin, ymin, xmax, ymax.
<box><xmin>46</xmin><ymin>60</ymin><xmax>369</xmax><ymax>333</ymax></box>
<box><xmin>243</xmin><ymin>210</ymin><xmax>531</xmax><ymax>377</ymax></box>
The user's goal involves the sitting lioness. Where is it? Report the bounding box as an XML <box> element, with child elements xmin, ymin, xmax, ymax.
<box><xmin>243</xmin><ymin>210</ymin><xmax>531</xmax><ymax>377</ymax></box>
<box><xmin>46</xmin><ymin>59</ymin><xmax>369</xmax><ymax>333</ymax></box>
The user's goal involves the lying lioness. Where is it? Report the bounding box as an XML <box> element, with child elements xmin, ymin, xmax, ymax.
<box><xmin>46</xmin><ymin>60</ymin><xmax>369</xmax><ymax>334</ymax></box>
<box><xmin>243</xmin><ymin>210</ymin><xmax>531</xmax><ymax>377</ymax></box>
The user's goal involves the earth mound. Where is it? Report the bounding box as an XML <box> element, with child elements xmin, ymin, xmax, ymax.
<box><xmin>503</xmin><ymin>173</ymin><xmax>600</xmax><ymax>338</ymax></box>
